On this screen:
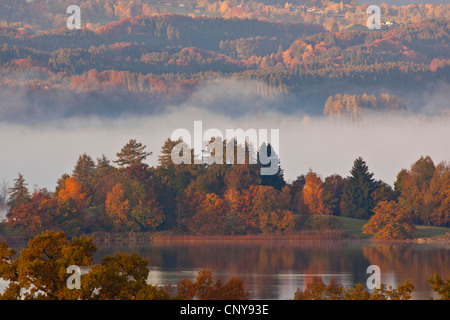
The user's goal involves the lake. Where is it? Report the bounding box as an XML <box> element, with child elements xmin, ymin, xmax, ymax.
<box><xmin>1</xmin><ymin>239</ymin><xmax>448</xmax><ymax>299</ymax></box>
<box><xmin>93</xmin><ymin>239</ymin><xmax>449</xmax><ymax>300</ymax></box>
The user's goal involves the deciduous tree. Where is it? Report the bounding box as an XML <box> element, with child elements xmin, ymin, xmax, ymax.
<box><xmin>362</xmin><ymin>201</ymin><xmax>415</xmax><ymax>240</ymax></box>
<box><xmin>105</xmin><ymin>184</ymin><xmax>130</xmax><ymax>231</ymax></box>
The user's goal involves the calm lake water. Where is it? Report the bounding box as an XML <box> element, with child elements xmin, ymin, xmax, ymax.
<box><xmin>1</xmin><ymin>239</ymin><xmax>449</xmax><ymax>300</ymax></box>
<box><xmin>94</xmin><ymin>240</ymin><xmax>449</xmax><ymax>300</ymax></box>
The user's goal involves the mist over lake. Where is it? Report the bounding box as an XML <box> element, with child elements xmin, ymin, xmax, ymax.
<box><xmin>0</xmin><ymin>107</ymin><xmax>448</xmax><ymax>192</ymax></box>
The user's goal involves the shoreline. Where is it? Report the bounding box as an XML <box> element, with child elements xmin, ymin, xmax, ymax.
<box><xmin>1</xmin><ymin>231</ymin><xmax>448</xmax><ymax>246</ymax></box>
<box><xmin>90</xmin><ymin>231</ymin><xmax>450</xmax><ymax>245</ymax></box>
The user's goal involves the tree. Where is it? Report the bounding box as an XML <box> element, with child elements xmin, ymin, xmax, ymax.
<box><xmin>177</xmin><ymin>269</ymin><xmax>249</xmax><ymax>300</ymax></box>
<box><xmin>362</xmin><ymin>201</ymin><xmax>415</xmax><ymax>240</ymax></box>
<box><xmin>323</xmin><ymin>175</ymin><xmax>344</xmax><ymax>215</ymax></box>
<box><xmin>223</xmin><ymin>186</ymin><xmax>259</xmax><ymax>234</ymax></box>
<box><xmin>114</xmin><ymin>139</ymin><xmax>152</xmax><ymax>168</ymax></box>
<box><xmin>57</xmin><ymin>177</ymin><xmax>87</xmax><ymax>209</ymax></box>
<box><xmin>396</xmin><ymin>156</ymin><xmax>439</xmax><ymax>225</ymax></box>
<box><xmin>78</xmin><ymin>252</ymin><xmax>169</xmax><ymax>300</ymax></box>
<box><xmin>128</xmin><ymin>201</ymin><xmax>165</xmax><ymax>232</ymax></box>
<box><xmin>55</xmin><ymin>177</ymin><xmax>88</xmax><ymax>237</ymax></box>
<box><xmin>303</xmin><ymin>171</ymin><xmax>330</xmax><ymax>215</ymax></box>
<box><xmin>0</xmin><ymin>231</ymin><xmax>96</xmax><ymax>300</ymax></box>
<box><xmin>224</xmin><ymin>165</ymin><xmax>260</xmax><ymax>191</ymax></box>
<box><xmin>294</xmin><ymin>277</ymin><xmax>415</xmax><ymax>300</ymax></box>
<box><xmin>105</xmin><ymin>184</ymin><xmax>130</xmax><ymax>232</ymax></box>
<box><xmin>0</xmin><ymin>232</ymin><xmax>170</xmax><ymax>300</ymax></box>
<box><xmin>94</xmin><ymin>154</ymin><xmax>113</xmax><ymax>180</ymax></box>
<box><xmin>294</xmin><ymin>277</ymin><xmax>344</xmax><ymax>300</ymax></box>
<box><xmin>430</xmin><ymin>163</ymin><xmax>450</xmax><ymax>227</ymax></box>
<box><xmin>250</xmin><ymin>185</ymin><xmax>294</xmax><ymax>233</ymax></box>
<box><xmin>410</xmin><ymin>156</ymin><xmax>436</xmax><ymax>189</ymax></box>
<box><xmin>428</xmin><ymin>271</ymin><xmax>450</xmax><ymax>300</ymax></box>
<box><xmin>72</xmin><ymin>153</ymin><xmax>96</xmax><ymax>198</ymax></box>
<box><xmin>342</xmin><ymin>157</ymin><xmax>378</xmax><ymax>219</ymax></box>
<box><xmin>259</xmin><ymin>143</ymin><xmax>285</xmax><ymax>190</ymax></box>
<box><xmin>55</xmin><ymin>174</ymin><xmax>71</xmax><ymax>194</ymax></box>
<box><xmin>258</xmin><ymin>209</ymin><xmax>295</xmax><ymax>234</ymax></box>
<box><xmin>186</xmin><ymin>193</ymin><xmax>227</xmax><ymax>235</ymax></box>
<box><xmin>0</xmin><ymin>179</ymin><xmax>9</xmax><ymax>207</ymax></box>
<box><xmin>158</xmin><ymin>138</ymin><xmax>191</xmax><ymax>169</ymax></box>
<box><xmin>373</xmin><ymin>180</ymin><xmax>396</xmax><ymax>203</ymax></box>
<box><xmin>7</xmin><ymin>173</ymin><xmax>30</xmax><ymax>209</ymax></box>
<box><xmin>291</xmin><ymin>175</ymin><xmax>308</xmax><ymax>214</ymax></box>
<box><xmin>6</xmin><ymin>191</ymin><xmax>54</xmax><ymax>237</ymax></box>
<box><xmin>369</xmin><ymin>280</ymin><xmax>415</xmax><ymax>300</ymax></box>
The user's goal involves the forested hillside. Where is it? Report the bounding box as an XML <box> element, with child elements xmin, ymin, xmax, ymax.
<box><xmin>0</xmin><ymin>13</ymin><xmax>449</xmax><ymax>121</ymax></box>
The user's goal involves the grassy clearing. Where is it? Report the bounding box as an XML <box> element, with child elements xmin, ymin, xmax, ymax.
<box><xmin>415</xmin><ymin>225</ymin><xmax>450</xmax><ymax>239</ymax></box>
<box><xmin>335</xmin><ymin>216</ymin><xmax>370</xmax><ymax>239</ymax></box>
<box><xmin>335</xmin><ymin>216</ymin><xmax>450</xmax><ymax>240</ymax></box>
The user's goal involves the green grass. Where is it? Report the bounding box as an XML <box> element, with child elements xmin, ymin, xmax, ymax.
<box><xmin>335</xmin><ymin>216</ymin><xmax>450</xmax><ymax>240</ymax></box>
<box><xmin>335</xmin><ymin>216</ymin><xmax>370</xmax><ymax>238</ymax></box>
<box><xmin>415</xmin><ymin>226</ymin><xmax>450</xmax><ymax>239</ymax></box>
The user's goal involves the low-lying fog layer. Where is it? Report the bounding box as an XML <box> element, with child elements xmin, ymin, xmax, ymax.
<box><xmin>0</xmin><ymin>108</ymin><xmax>448</xmax><ymax>193</ymax></box>
<box><xmin>0</xmin><ymin>79</ymin><xmax>448</xmax><ymax>212</ymax></box>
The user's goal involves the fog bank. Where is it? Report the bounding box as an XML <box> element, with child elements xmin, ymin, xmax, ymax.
<box><xmin>0</xmin><ymin>109</ymin><xmax>448</xmax><ymax>197</ymax></box>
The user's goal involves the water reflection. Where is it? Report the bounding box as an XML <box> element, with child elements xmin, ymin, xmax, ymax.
<box><xmin>95</xmin><ymin>240</ymin><xmax>450</xmax><ymax>300</ymax></box>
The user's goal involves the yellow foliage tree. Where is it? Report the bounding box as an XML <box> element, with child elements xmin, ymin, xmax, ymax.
<box><xmin>362</xmin><ymin>201</ymin><xmax>415</xmax><ymax>240</ymax></box>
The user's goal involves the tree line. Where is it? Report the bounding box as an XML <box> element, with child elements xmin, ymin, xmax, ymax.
<box><xmin>323</xmin><ymin>93</ymin><xmax>407</xmax><ymax>123</ymax></box>
<box><xmin>2</xmin><ymin>138</ymin><xmax>449</xmax><ymax>240</ymax></box>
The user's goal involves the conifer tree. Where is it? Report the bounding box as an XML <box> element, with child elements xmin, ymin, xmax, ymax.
<box><xmin>73</xmin><ymin>153</ymin><xmax>96</xmax><ymax>196</ymax></box>
<box><xmin>114</xmin><ymin>139</ymin><xmax>152</xmax><ymax>168</ymax></box>
<box><xmin>7</xmin><ymin>173</ymin><xmax>30</xmax><ymax>209</ymax></box>
<box><xmin>259</xmin><ymin>143</ymin><xmax>285</xmax><ymax>191</ymax></box>
<box><xmin>342</xmin><ymin>157</ymin><xmax>378</xmax><ymax>219</ymax></box>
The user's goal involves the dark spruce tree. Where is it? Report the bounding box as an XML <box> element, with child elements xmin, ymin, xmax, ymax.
<box><xmin>342</xmin><ymin>157</ymin><xmax>378</xmax><ymax>219</ymax></box>
<box><xmin>258</xmin><ymin>143</ymin><xmax>286</xmax><ymax>191</ymax></box>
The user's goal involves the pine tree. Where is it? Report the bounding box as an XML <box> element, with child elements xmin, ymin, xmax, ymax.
<box><xmin>342</xmin><ymin>157</ymin><xmax>378</xmax><ymax>219</ymax></box>
<box><xmin>7</xmin><ymin>173</ymin><xmax>30</xmax><ymax>209</ymax></box>
<box><xmin>259</xmin><ymin>143</ymin><xmax>285</xmax><ymax>191</ymax></box>
<box><xmin>114</xmin><ymin>139</ymin><xmax>152</xmax><ymax>168</ymax></box>
<box><xmin>73</xmin><ymin>153</ymin><xmax>96</xmax><ymax>196</ymax></box>
<box><xmin>95</xmin><ymin>154</ymin><xmax>113</xmax><ymax>180</ymax></box>
<box><xmin>158</xmin><ymin>138</ymin><xmax>192</xmax><ymax>169</ymax></box>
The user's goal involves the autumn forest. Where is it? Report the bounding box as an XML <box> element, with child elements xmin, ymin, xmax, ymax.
<box><xmin>0</xmin><ymin>0</ymin><xmax>449</xmax><ymax>303</ymax></box>
<box><xmin>3</xmin><ymin>138</ymin><xmax>449</xmax><ymax>240</ymax></box>
<box><xmin>0</xmin><ymin>1</ymin><xmax>449</xmax><ymax>121</ymax></box>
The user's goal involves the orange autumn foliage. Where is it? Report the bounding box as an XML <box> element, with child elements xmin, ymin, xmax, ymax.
<box><xmin>362</xmin><ymin>201</ymin><xmax>415</xmax><ymax>240</ymax></box>
<box><xmin>187</xmin><ymin>193</ymin><xmax>227</xmax><ymax>235</ymax></box>
<box><xmin>105</xmin><ymin>184</ymin><xmax>130</xmax><ymax>231</ymax></box>
<box><xmin>303</xmin><ymin>171</ymin><xmax>330</xmax><ymax>215</ymax></box>
<box><xmin>176</xmin><ymin>269</ymin><xmax>249</xmax><ymax>300</ymax></box>
<box><xmin>7</xmin><ymin>191</ymin><xmax>54</xmax><ymax>237</ymax></box>
<box><xmin>57</xmin><ymin>177</ymin><xmax>87</xmax><ymax>208</ymax></box>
